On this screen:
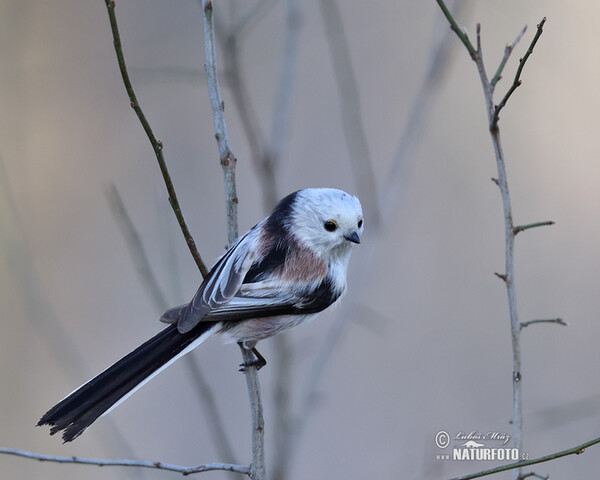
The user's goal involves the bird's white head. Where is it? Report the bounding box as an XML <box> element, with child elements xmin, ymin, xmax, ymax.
<box><xmin>289</xmin><ymin>188</ymin><xmax>363</xmax><ymax>257</ymax></box>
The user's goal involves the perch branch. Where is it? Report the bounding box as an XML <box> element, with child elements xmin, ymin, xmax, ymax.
<box><xmin>0</xmin><ymin>447</ymin><xmax>249</xmax><ymax>476</ymax></box>
<box><xmin>104</xmin><ymin>0</ymin><xmax>208</xmax><ymax>277</ymax></box>
<box><xmin>201</xmin><ymin>2</ymin><xmax>265</xmax><ymax>479</ymax></box>
<box><xmin>240</xmin><ymin>347</ymin><xmax>267</xmax><ymax>480</ymax></box>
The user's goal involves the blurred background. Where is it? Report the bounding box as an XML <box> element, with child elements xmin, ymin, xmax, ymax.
<box><xmin>1</xmin><ymin>1</ymin><xmax>599</xmax><ymax>479</ymax></box>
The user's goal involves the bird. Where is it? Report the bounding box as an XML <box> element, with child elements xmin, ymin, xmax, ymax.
<box><xmin>38</xmin><ymin>187</ymin><xmax>364</xmax><ymax>442</ymax></box>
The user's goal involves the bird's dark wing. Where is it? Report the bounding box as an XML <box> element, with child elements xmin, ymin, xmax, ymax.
<box><xmin>201</xmin><ymin>275</ymin><xmax>340</xmax><ymax>322</ymax></box>
<box><xmin>161</xmin><ymin>228</ymin><xmax>259</xmax><ymax>333</ymax></box>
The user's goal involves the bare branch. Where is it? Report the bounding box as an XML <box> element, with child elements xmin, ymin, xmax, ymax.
<box><xmin>201</xmin><ymin>0</ymin><xmax>239</xmax><ymax>245</ymax></box>
<box><xmin>436</xmin><ymin>4</ymin><xmax>549</xmax><ymax>479</ymax></box>
<box><xmin>446</xmin><ymin>436</ymin><xmax>600</xmax><ymax>480</ymax></box>
<box><xmin>435</xmin><ymin>0</ymin><xmax>477</xmax><ymax>59</ymax></box>
<box><xmin>0</xmin><ymin>447</ymin><xmax>250</xmax><ymax>476</ymax></box>
<box><xmin>104</xmin><ymin>0</ymin><xmax>208</xmax><ymax>277</ymax></box>
<box><xmin>201</xmin><ymin>3</ymin><xmax>265</xmax><ymax>479</ymax></box>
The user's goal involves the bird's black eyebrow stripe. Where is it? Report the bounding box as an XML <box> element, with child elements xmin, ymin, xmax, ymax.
<box><xmin>263</xmin><ymin>190</ymin><xmax>299</xmax><ymax>237</ymax></box>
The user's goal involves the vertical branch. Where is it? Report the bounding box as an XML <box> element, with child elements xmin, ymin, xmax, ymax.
<box><xmin>490</xmin><ymin>125</ymin><xmax>523</xmax><ymax>470</ymax></box>
<box><xmin>209</xmin><ymin>3</ymin><xmax>302</xmax><ymax>478</ymax></box>
<box><xmin>201</xmin><ymin>0</ymin><xmax>239</xmax><ymax>245</ymax></box>
<box><xmin>436</xmin><ymin>3</ymin><xmax>548</xmax><ymax>479</ymax></box>
<box><xmin>201</xmin><ymin>2</ymin><xmax>265</xmax><ymax>479</ymax></box>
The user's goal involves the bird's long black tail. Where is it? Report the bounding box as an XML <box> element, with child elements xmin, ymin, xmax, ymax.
<box><xmin>38</xmin><ymin>321</ymin><xmax>219</xmax><ymax>442</ymax></box>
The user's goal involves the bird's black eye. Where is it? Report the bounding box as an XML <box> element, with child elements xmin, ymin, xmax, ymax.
<box><xmin>357</xmin><ymin>219</ymin><xmax>363</xmax><ymax>229</ymax></box>
<box><xmin>324</xmin><ymin>220</ymin><xmax>338</xmax><ymax>232</ymax></box>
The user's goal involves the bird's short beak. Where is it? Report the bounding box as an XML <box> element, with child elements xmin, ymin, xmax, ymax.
<box><xmin>344</xmin><ymin>231</ymin><xmax>361</xmax><ymax>244</ymax></box>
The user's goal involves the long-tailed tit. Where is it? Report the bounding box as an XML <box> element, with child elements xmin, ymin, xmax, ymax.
<box><xmin>38</xmin><ymin>188</ymin><xmax>363</xmax><ymax>442</ymax></box>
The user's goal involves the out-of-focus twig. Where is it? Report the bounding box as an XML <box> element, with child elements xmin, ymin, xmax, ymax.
<box><xmin>105</xmin><ymin>184</ymin><xmax>169</xmax><ymax>311</ymax></box>
<box><xmin>104</xmin><ymin>0</ymin><xmax>208</xmax><ymax>277</ymax></box>
<box><xmin>106</xmin><ymin>183</ymin><xmax>237</xmax><ymax>466</ymax></box>
<box><xmin>381</xmin><ymin>0</ymin><xmax>467</xmax><ymax>217</ymax></box>
<box><xmin>318</xmin><ymin>0</ymin><xmax>379</xmax><ymax>225</ymax></box>
<box><xmin>0</xmin><ymin>158</ymin><xmax>141</xmax><ymax>465</ymax></box>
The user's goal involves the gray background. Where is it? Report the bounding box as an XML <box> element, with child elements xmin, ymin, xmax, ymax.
<box><xmin>1</xmin><ymin>1</ymin><xmax>599</xmax><ymax>479</ymax></box>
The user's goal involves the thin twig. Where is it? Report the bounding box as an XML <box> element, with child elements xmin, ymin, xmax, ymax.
<box><xmin>0</xmin><ymin>160</ymin><xmax>141</xmax><ymax>464</ymax></box>
<box><xmin>513</xmin><ymin>221</ymin><xmax>554</xmax><ymax>235</ymax></box>
<box><xmin>435</xmin><ymin>0</ymin><xmax>476</xmax><ymax>58</ymax></box>
<box><xmin>319</xmin><ymin>0</ymin><xmax>380</xmax><ymax>225</ymax></box>
<box><xmin>104</xmin><ymin>0</ymin><xmax>208</xmax><ymax>277</ymax></box>
<box><xmin>520</xmin><ymin>318</ymin><xmax>568</xmax><ymax>329</ymax></box>
<box><xmin>265</xmin><ymin>0</ymin><xmax>301</xmax><ymax>209</ymax></box>
<box><xmin>492</xmin><ymin>18</ymin><xmax>547</xmax><ymax>129</ymax></box>
<box><xmin>234</xmin><ymin>0</ymin><xmax>279</xmax><ymax>40</ymax></box>
<box><xmin>105</xmin><ymin>184</ymin><xmax>169</xmax><ymax>311</ymax></box>
<box><xmin>0</xmin><ymin>447</ymin><xmax>250</xmax><ymax>476</ymax></box>
<box><xmin>381</xmin><ymin>0</ymin><xmax>467</xmax><ymax>217</ymax></box>
<box><xmin>446</xmin><ymin>436</ymin><xmax>600</xmax><ymax>480</ymax></box>
<box><xmin>185</xmin><ymin>357</ymin><xmax>239</xmax><ymax>465</ymax></box>
<box><xmin>519</xmin><ymin>472</ymin><xmax>549</xmax><ymax>480</ymax></box>
<box><xmin>201</xmin><ymin>0</ymin><xmax>239</xmax><ymax>245</ymax></box>
<box><xmin>490</xmin><ymin>24</ymin><xmax>528</xmax><ymax>88</ymax></box>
